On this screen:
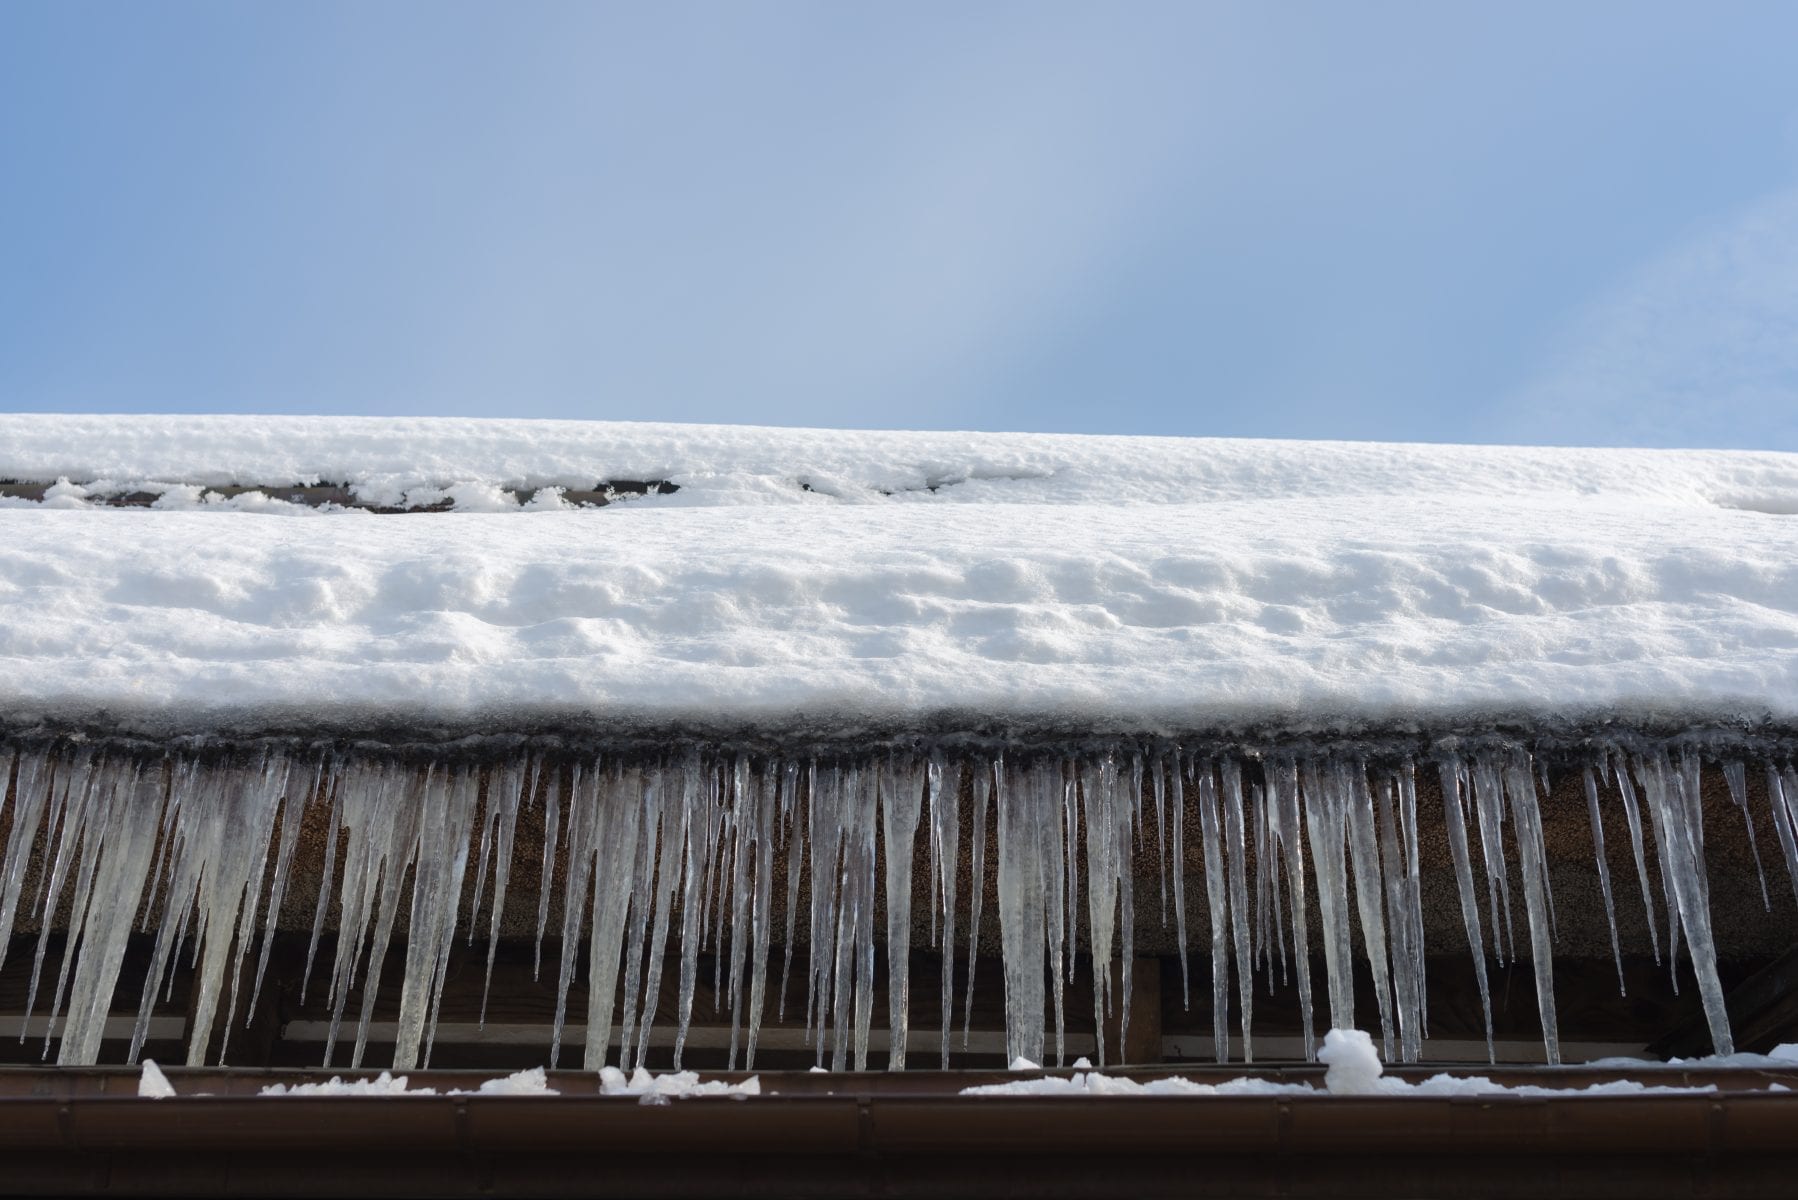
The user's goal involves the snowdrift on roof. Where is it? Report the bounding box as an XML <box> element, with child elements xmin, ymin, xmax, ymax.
<box><xmin>0</xmin><ymin>414</ymin><xmax>1794</xmax><ymax>736</ymax></box>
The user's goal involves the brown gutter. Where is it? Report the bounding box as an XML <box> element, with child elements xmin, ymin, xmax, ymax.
<box><xmin>4</xmin><ymin>1062</ymin><xmax>1796</xmax><ymax>1096</ymax></box>
<box><xmin>0</xmin><ymin>1070</ymin><xmax>1793</xmax><ymax>1197</ymax></box>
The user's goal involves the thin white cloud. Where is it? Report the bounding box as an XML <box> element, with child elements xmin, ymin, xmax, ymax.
<box><xmin>1503</xmin><ymin>183</ymin><xmax>1798</xmax><ymax>450</ymax></box>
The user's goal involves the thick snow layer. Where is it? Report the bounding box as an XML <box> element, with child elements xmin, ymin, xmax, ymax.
<box><xmin>1</xmin><ymin>416</ymin><xmax>1795</xmax><ymax>732</ymax></box>
<box><xmin>0</xmin><ymin>499</ymin><xmax>1792</xmax><ymax>732</ymax></box>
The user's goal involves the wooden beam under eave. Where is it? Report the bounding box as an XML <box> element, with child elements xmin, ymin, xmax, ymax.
<box><xmin>1650</xmin><ymin>941</ymin><xmax>1798</xmax><ymax>1058</ymax></box>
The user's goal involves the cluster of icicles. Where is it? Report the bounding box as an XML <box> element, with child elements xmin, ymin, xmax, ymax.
<box><xmin>0</xmin><ymin>736</ymin><xmax>1791</xmax><ymax>1073</ymax></box>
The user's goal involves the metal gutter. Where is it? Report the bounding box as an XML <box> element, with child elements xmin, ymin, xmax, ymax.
<box><xmin>0</xmin><ymin>1068</ymin><xmax>1794</xmax><ymax>1197</ymax></box>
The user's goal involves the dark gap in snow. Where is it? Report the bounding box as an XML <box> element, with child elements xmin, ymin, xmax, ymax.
<box><xmin>0</xmin><ymin>479</ymin><xmax>679</xmax><ymax>512</ymax></box>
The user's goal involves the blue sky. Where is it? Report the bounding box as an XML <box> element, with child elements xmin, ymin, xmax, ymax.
<box><xmin>3</xmin><ymin>1</ymin><xmax>1796</xmax><ymax>449</ymax></box>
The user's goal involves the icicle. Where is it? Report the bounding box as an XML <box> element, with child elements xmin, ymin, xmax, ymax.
<box><xmin>317</xmin><ymin>760</ymin><xmax>379</xmax><ymax>1064</ymax></box>
<box><xmin>47</xmin><ymin>758</ymin><xmax>132</xmax><ymax>1059</ymax></box>
<box><xmin>995</xmin><ymin>757</ymin><xmax>1047</xmax><ymax>1068</ymax></box>
<box><xmin>1436</xmin><ymin>757</ymin><xmax>1493</xmax><ymax>1061</ymax></box>
<box><xmin>1633</xmin><ymin>752</ymin><xmax>1733</xmax><ymax>1056</ymax></box>
<box><xmin>928</xmin><ymin>754</ymin><xmax>960</xmax><ymax>1068</ymax></box>
<box><xmin>617</xmin><ymin>766</ymin><xmax>663</xmax><ymax>1071</ymax></box>
<box><xmin>777</xmin><ymin>759</ymin><xmax>804</xmax><ymax>1020</ymax></box>
<box><xmin>1721</xmin><ymin>762</ymin><xmax>1770</xmax><ymax>909</ymax></box>
<box><xmin>0</xmin><ymin>750</ymin><xmax>52</xmax><ymax>976</ymax></box>
<box><xmin>631</xmin><ymin>754</ymin><xmax>690</xmax><ymax>1067</ymax></box>
<box><xmin>1373</xmin><ymin>771</ymin><xmax>1420</xmax><ymax>1063</ymax></box>
<box><xmin>1498</xmin><ymin>754</ymin><xmax>1560</xmax><ymax>1065</ymax></box>
<box><xmin>962</xmin><ymin>758</ymin><xmax>992</xmax><ymax>1045</ymax></box>
<box><xmin>1396</xmin><ymin>763</ymin><xmax>1427</xmax><ymax>1038</ymax></box>
<box><xmin>1042</xmin><ymin>762</ymin><xmax>1068</xmax><ymax>1066</ymax></box>
<box><xmin>167</xmin><ymin>753</ymin><xmax>289</xmax><ymax>1066</ymax></box>
<box><xmin>1769</xmin><ymin>766</ymin><xmax>1798</xmax><ymax>908</ymax></box>
<box><xmin>1251</xmin><ymin>780</ymin><xmax>1273</xmax><ymax>983</ymax></box>
<box><xmin>1340</xmin><ymin>763</ymin><xmax>1397</xmax><ymax>1062</ymax></box>
<box><xmin>1582</xmin><ymin>765</ymin><xmax>1626</xmax><ymax>991</ymax></box>
<box><xmin>1081</xmin><ymin>757</ymin><xmax>1119</xmax><ymax>1065</ymax></box>
<box><xmin>1611</xmin><ymin>752</ymin><xmax>1663</xmax><ymax>965</ymax></box>
<box><xmin>532</xmin><ymin>765</ymin><xmax>562</xmax><ymax>981</ymax></box>
<box><xmin>1266</xmin><ymin>758</ymin><xmax>1315</xmax><ymax>1058</ymax></box>
<box><xmin>805</xmin><ymin>763</ymin><xmax>843</xmax><ymax>1066</ymax></box>
<box><xmin>1169</xmin><ymin>753</ymin><xmax>1191</xmax><ymax>1008</ymax></box>
<box><xmin>25</xmin><ymin>748</ymin><xmax>100</xmax><ymax>1041</ymax></box>
<box><xmin>1468</xmin><ymin>758</ymin><xmax>1515</xmax><ymax>963</ymax></box>
<box><xmin>547</xmin><ymin>762</ymin><xmax>599</xmax><ymax>1069</ymax></box>
<box><xmin>843</xmin><ymin>763</ymin><xmax>879</xmax><ymax>1072</ymax></box>
<box><xmin>829</xmin><ymin>766</ymin><xmax>861</xmax><ymax>1072</ymax></box>
<box><xmin>1300</xmin><ymin>759</ymin><xmax>1355</xmax><ymax>1037</ymax></box>
<box><xmin>673</xmin><ymin>754</ymin><xmax>713</xmax><ymax>1069</ymax></box>
<box><xmin>468</xmin><ymin>765</ymin><xmax>500</xmax><ymax>945</ymax></box>
<box><xmin>585</xmin><ymin>764</ymin><xmax>644</xmax><ymax>1070</ymax></box>
<box><xmin>1061</xmin><ymin>765</ymin><xmax>1079</xmax><ymax>991</ymax></box>
<box><xmin>1639</xmin><ymin>755</ymin><xmax>1683</xmax><ymax>986</ymax></box>
<box><xmin>1153</xmin><ymin>760</ymin><xmax>1169</xmax><ymax>924</ymax></box>
<box><xmin>744</xmin><ymin>759</ymin><xmax>779</xmax><ymax>1068</ymax></box>
<box><xmin>880</xmin><ymin>753</ymin><xmax>924</xmax><ymax>1070</ymax></box>
<box><xmin>210</xmin><ymin>754</ymin><xmax>296</xmax><ymax>1064</ymax></box>
<box><xmin>408</xmin><ymin>765</ymin><xmax>481</xmax><ymax>1070</ymax></box>
<box><xmin>477</xmin><ymin>762</ymin><xmax>524</xmax><ymax>1028</ymax></box>
<box><xmin>248</xmin><ymin>755</ymin><xmax>316</xmax><ymax>1018</ymax></box>
<box><xmin>341</xmin><ymin>763</ymin><xmax>428</xmax><ymax>1070</ymax></box>
<box><xmin>925</xmin><ymin>755</ymin><xmax>942</xmax><ymax>950</ymax></box>
<box><xmin>1219</xmin><ymin>761</ymin><xmax>1255</xmax><ymax>1063</ymax></box>
<box><xmin>704</xmin><ymin>764</ymin><xmax>734</xmax><ymax>1005</ymax></box>
<box><xmin>1194</xmin><ymin>760</ymin><xmax>1231</xmax><ymax>1062</ymax></box>
<box><xmin>1114</xmin><ymin>752</ymin><xmax>1138</xmax><ymax>1063</ymax></box>
<box><xmin>300</xmin><ymin>766</ymin><xmax>343</xmax><ymax>1004</ymax></box>
<box><xmin>723</xmin><ymin>756</ymin><xmax>755</xmax><ymax>1069</ymax></box>
<box><xmin>58</xmin><ymin>762</ymin><xmax>166</xmax><ymax>1066</ymax></box>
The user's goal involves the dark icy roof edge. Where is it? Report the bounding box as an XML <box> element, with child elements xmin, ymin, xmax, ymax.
<box><xmin>2</xmin><ymin>703</ymin><xmax>1795</xmax><ymax>766</ymax></box>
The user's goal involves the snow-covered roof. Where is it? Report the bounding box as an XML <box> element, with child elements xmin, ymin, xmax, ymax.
<box><xmin>1</xmin><ymin>414</ymin><xmax>1795</xmax><ymax>737</ymax></box>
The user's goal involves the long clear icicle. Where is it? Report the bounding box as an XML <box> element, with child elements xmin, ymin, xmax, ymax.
<box><xmin>995</xmin><ymin>758</ymin><xmax>1046</xmax><ymax>1067</ymax></box>
<box><xmin>1633</xmin><ymin>752</ymin><xmax>1733</xmax><ymax>1055</ymax></box>
<box><xmin>962</xmin><ymin>760</ymin><xmax>991</xmax><ymax>1046</ymax></box>
<box><xmin>1611</xmin><ymin>752</ymin><xmax>1664</xmax><ymax>965</ymax></box>
<box><xmin>1219</xmin><ymin>761</ymin><xmax>1255</xmax><ymax>1063</ymax></box>
<box><xmin>584</xmin><ymin>764</ymin><xmax>642</xmax><ymax>1070</ymax></box>
<box><xmin>1340</xmin><ymin>762</ymin><xmax>1397</xmax><ymax>1063</ymax></box>
<box><xmin>880</xmin><ymin>754</ymin><xmax>923</xmax><ymax>1070</ymax></box>
<box><xmin>1501</xmin><ymin>755</ymin><xmax>1560</xmax><ymax>1065</ymax></box>
<box><xmin>1192</xmin><ymin>760</ymin><xmax>1232</xmax><ymax>1062</ymax></box>
<box><xmin>1582</xmin><ymin>765</ymin><xmax>1626</xmax><ymax>991</ymax></box>
<box><xmin>1721</xmin><ymin>762</ymin><xmax>1770</xmax><ymax>909</ymax></box>
<box><xmin>928</xmin><ymin>755</ymin><xmax>960</xmax><ymax>1068</ymax></box>
<box><xmin>1437</xmin><ymin>756</ymin><xmax>1493</xmax><ymax>1061</ymax></box>
<box><xmin>1267</xmin><ymin>758</ymin><xmax>1315</xmax><ymax>1059</ymax></box>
